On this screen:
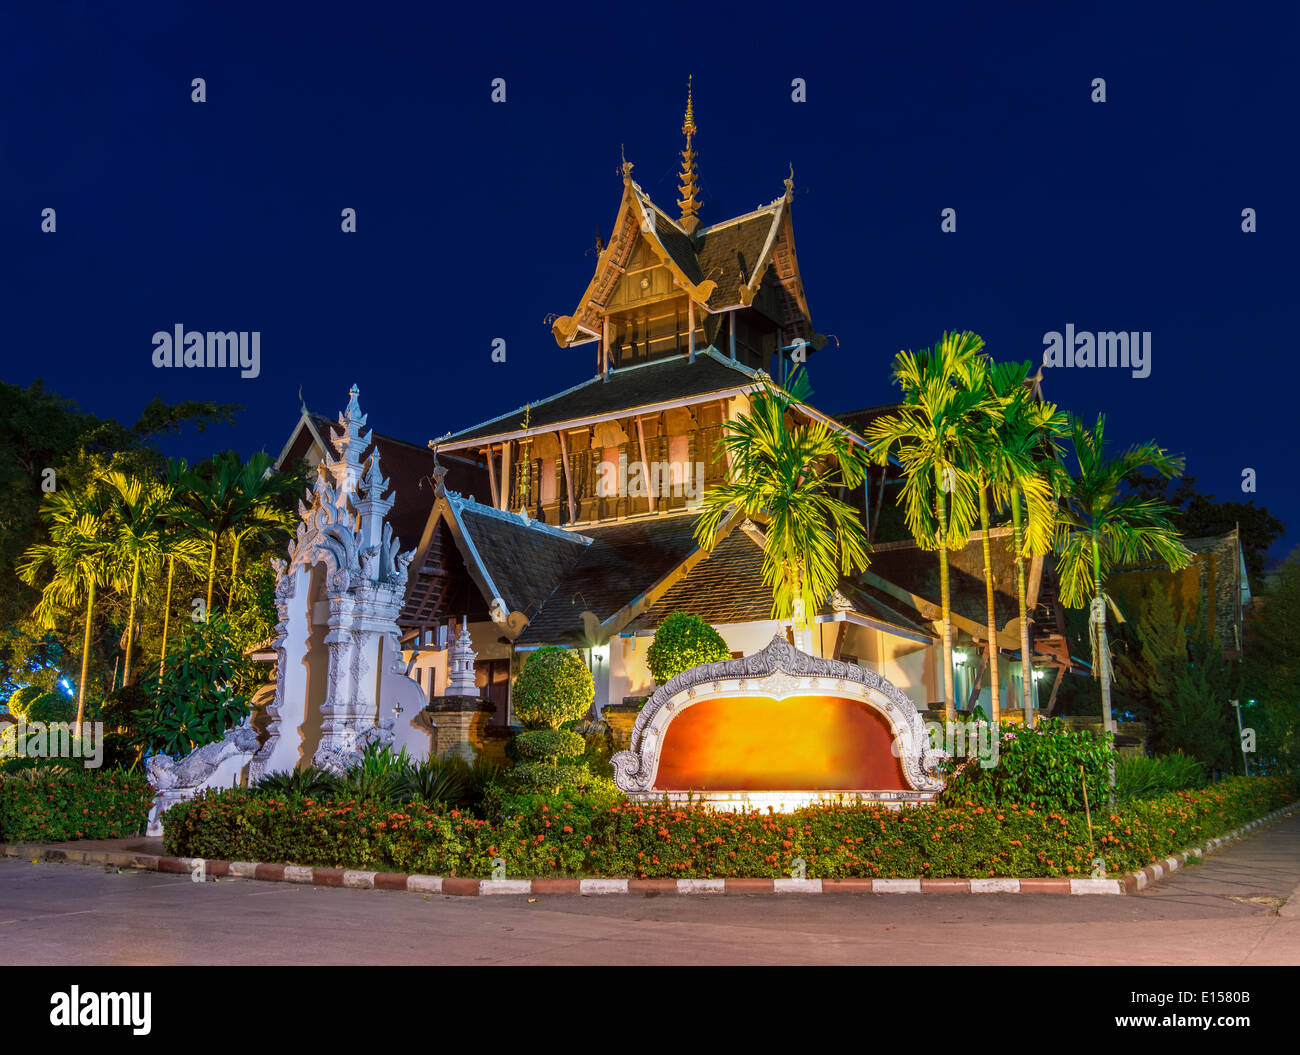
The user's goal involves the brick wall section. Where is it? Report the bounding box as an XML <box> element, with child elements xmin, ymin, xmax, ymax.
<box><xmin>423</xmin><ymin>696</ymin><xmax>497</xmax><ymax>760</ymax></box>
<box><xmin>603</xmin><ymin>700</ymin><xmax>645</xmax><ymax>751</ymax></box>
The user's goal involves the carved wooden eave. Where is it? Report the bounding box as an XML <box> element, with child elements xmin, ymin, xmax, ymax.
<box><xmin>552</xmin><ymin>177</ymin><xmax>717</xmax><ymax>348</ymax></box>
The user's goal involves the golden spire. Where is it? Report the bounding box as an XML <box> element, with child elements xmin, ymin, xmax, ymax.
<box><xmin>677</xmin><ymin>75</ymin><xmax>701</xmax><ymax>234</ymax></box>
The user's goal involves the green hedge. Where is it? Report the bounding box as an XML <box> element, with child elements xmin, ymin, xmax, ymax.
<box><xmin>0</xmin><ymin>768</ymin><xmax>155</xmax><ymax>842</ymax></box>
<box><xmin>163</xmin><ymin>774</ymin><xmax>1298</xmax><ymax>879</ymax></box>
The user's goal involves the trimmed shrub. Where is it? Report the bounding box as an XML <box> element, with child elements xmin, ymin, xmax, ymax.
<box><xmin>4</xmin><ymin>690</ymin><xmax>76</xmax><ymax>726</ymax></box>
<box><xmin>512</xmin><ymin>647</ymin><xmax>593</xmax><ymax>729</ymax></box>
<box><xmin>164</xmin><ymin>774</ymin><xmax>1298</xmax><ymax>879</ymax></box>
<box><xmin>4</xmin><ymin>686</ymin><xmax>46</xmax><ymax>717</ymax></box>
<box><xmin>647</xmin><ymin>611</ymin><xmax>732</xmax><ymax>685</ymax></box>
<box><xmin>514</xmin><ymin>729</ymin><xmax>585</xmax><ymax>763</ymax></box>
<box><xmin>0</xmin><ymin>767</ymin><xmax>154</xmax><ymax>841</ymax></box>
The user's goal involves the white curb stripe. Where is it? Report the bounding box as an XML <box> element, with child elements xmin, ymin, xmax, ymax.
<box><xmin>678</xmin><ymin>879</ymin><xmax>725</xmax><ymax>894</ymax></box>
<box><xmin>874</xmin><ymin>879</ymin><xmax>922</xmax><ymax>893</ymax></box>
<box><xmin>579</xmin><ymin>879</ymin><xmax>628</xmax><ymax>895</ymax></box>
<box><xmin>479</xmin><ymin>880</ymin><xmax>532</xmax><ymax>895</ymax></box>
<box><xmin>1070</xmin><ymin>878</ymin><xmax>1122</xmax><ymax>895</ymax></box>
<box><xmin>970</xmin><ymin>878</ymin><xmax>1021</xmax><ymax>894</ymax></box>
<box><xmin>407</xmin><ymin>875</ymin><xmax>442</xmax><ymax>894</ymax></box>
<box><xmin>774</xmin><ymin>878</ymin><xmax>823</xmax><ymax>893</ymax></box>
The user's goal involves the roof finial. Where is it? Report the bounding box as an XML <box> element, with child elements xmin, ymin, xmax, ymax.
<box><xmin>677</xmin><ymin>75</ymin><xmax>701</xmax><ymax>234</ymax></box>
<box><xmin>785</xmin><ymin>163</ymin><xmax>794</xmax><ymax>200</ymax></box>
<box><xmin>620</xmin><ymin>143</ymin><xmax>633</xmax><ymax>182</ymax></box>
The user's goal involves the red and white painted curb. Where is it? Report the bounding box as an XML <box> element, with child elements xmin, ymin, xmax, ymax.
<box><xmin>4</xmin><ymin>802</ymin><xmax>1295</xmax><ymax>897</ymax></box>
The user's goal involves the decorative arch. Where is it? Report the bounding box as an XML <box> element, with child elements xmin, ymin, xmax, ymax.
<box><xmin>610</xmin><ymin>635</ymin><xmax>942</xmax><ymax>800</ymax></box>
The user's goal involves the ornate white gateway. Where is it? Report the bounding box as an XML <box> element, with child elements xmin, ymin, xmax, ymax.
<box><xmin>252</xmin><ymin>385</ymin><xmax>428</xmax><ymax>778</ymax></box>
<box><xmin>610</xmin><ymin>635</ymin><xmax>943</xmax><ymax>809</ymax></box>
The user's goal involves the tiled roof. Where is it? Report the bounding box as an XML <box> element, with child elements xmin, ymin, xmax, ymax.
<box><xmin>514</xmin><ymin>513</ymin><xmax>705</xmax><ymax>645</ymax></box>
<box><xmin>621</xmin><ymin>527</ymin><xmax>936</xmax><ymax>640</ymax></box>
<box><xmin>453</xmin><ymin>498</ymin><xmax>588</xmax><ymax>619</ymax></box>
<box><xmin>693</xmin><ymin>209</ymin><xmax>783</xmax><ymax>310</ymax></box>
<box><xmin>623</xmin><ymin>527</ymin><xmax>776</xmax><ymax>631</ymax></box>
<box><xmin>443</xmin><ymin>350</ymin><xmax>760</xmax><ymax>446</ymax></box>
<box><xmin>866</xmin><ymin>531</ymin><xmax>1024</xmax><ymax>631</ymax></box>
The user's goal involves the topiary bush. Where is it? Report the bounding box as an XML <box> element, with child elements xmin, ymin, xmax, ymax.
<box><xmin>512</xmin><ymin>646</ymin><xmax>593</xmax><ymax>729</ymax></box>
<box><xmin>17</xmin><ymin>692</ymin><xmax>77</xmax><ymax>726</ymax></box>
<box><xmin>647</xmin><ymin>611</ymin><xmax>732</xmax><ymax>684</ymax></box>
<box><xmin>513</xmin><ymin>729</ymin><xmax>585</xmax><ymax>763</ymax></box>
<box><xmin>4</xmin><ymin>686</ymin><xmax>45</xmax><ymax>717</ymax></box>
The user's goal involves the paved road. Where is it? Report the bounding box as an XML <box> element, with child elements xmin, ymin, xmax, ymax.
<box><xmin>3</xmin><ymin>815</ymin><xmax>1299</xmax><ymax>965</ymax></box>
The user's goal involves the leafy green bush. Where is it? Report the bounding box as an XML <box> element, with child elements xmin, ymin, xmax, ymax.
<box><xmin>133</xmin><ymin>617</ymin><xmax>254</xmax><ymax>756</ymax></box>
<box><xmin>164</xmin><ymin>775</ymin><xmax>1298</xmax><ymax>879</ymax></box>
<box><xmin>255</xmin><ymin>767</ymin><xmax>340</xmax><ymax>799</ymax></box>
<box><xmin>0</xmin><ymin>767</ymin><xmax>154</xmax><ymax>841</ymax></box>
<box><xmin>938</xmin><ymin>717</ymin><xmax>1115</xmax><ymax>810</ymax></box>
<box><xmin>512</xmin><ymin>647</ymin><xmax>593</xmax><ymax>729</ymax></box>
<box><xmin>335</xmin><ymin>743</ymin><xmax>412</xmax><ymax>802</ymax></box>
<box><xmin>646</xmin><ymin>611</ymin><xmax>732</xmax><ymax>684</ymax></box>
<box><xmin>1117</xmin><ymin>751</ymin><xmax>1206</xmax><ymax>801</ymax></box>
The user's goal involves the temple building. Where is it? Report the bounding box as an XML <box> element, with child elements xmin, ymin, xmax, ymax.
<box><xmin>272</xmin><ymin>88</ymin><xmax>1084</xmax><ymax>740</ymax></box>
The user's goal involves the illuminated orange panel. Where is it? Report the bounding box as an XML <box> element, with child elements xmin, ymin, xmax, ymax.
<box><xmin>654</xmin><ymin>695</ymin><xmax>907</xmax><ymax>791</ymax></box>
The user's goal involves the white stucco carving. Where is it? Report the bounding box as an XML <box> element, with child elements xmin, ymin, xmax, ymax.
<box><xmin>145</xmin><ymin>721</ymin><xmax>261</xmax><ymax>836</ymax></box>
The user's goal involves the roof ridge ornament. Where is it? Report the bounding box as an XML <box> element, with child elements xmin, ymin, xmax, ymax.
<box><xmin>677</xmin><ymin>75</ymin><xmax>701</xmax><ymax>235</ymax></box>
<box><xmin>621</xmin><ymin>143</ymin><xmax>633</xmax><ymax>183</ymax></box>
<box><xmin>785</xmin><ymin>163</ymin><xmax>794</xmax><ymax>201</ymax></box>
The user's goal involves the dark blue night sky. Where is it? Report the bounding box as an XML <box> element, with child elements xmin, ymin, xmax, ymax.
<box><xmin>3</xmin><ymin>2</ymin><xmax>1295</xmax><ymax>559</ymax></box>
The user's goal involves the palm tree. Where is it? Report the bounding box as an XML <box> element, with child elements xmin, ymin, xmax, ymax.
<box><xmin>1054</xmin><ymin>413</ymin><xmax>1192</xmax><ymax>759</ymax></box>
<box><xmin>980</xmin><ymin>361</ymin><xmax>1068</xmax><ymax>725</ymax></box>
<box><xmin>865</xmin><ymin>332</ymin><xmax>1001</xmax><ymax>721</ymax></box>
<box><xmin>694</xmin><ymin>369</ymin><xmax>871</xmax><ymax>648</ymax></box>
<box><xmin>177</xmin><ymin>451</ymin><xmax>295</xmax><ymax>615</ymax></box>
<box><xmin>17</xmin><ymin>486</ymin><xmax>124</xmax><ymax>730</ymax></box>
<box><xmin>140</xmin><ymin>461</ymin><xmax>209</xmax><ymax>684</ymax></box>
<box><xmin>101</xmin><ymin>471</ymin><xmax>178</xmax><ymax>685</ymax></box>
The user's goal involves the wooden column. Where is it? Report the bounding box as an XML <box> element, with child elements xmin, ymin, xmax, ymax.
<box><xmin>602</xmin><ymin>316</ymin><xmax>610</xmax><ymax>376</ymax></box>
<box><xmin>485</xmin><ymin>446</ymin><xmax>499</xmax><ymax>508</ymax></box>
<box><xmin>729</xmin><ymin>309</ymin><xmax>737</xmax><ymax>360</ymax></box>
<box><xmin>558</xmin><ymin>430</ymin><xmax>577</xmax><ymax>523</ymax></box>
<box><xmin>687</xmin><ymin>300</ymin><xmax>696</xmax><ymax>362</ymax></box>
<box><xmin>635</xmin><ymin>415</ymin><xmax>656</xmax><ymax>513</ymax></box>
<box><xmin>500</xmin><ymin>441</ymin><xmax>512</xmax><ymax>511</ymax></box>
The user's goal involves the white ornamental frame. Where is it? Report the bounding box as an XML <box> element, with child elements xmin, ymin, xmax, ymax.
<box><xmin>610</xmin><ymin>635</ymin><xmax>943</xmax><ymax>795</ymax></box>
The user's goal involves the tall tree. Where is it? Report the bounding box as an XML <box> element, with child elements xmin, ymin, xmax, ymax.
<box><xmin>177</xmin><ymin>451</ymin><xmax>295</xmax><ymax>615</ymax></box>
<box><xmin>695</xmin><ymin>369</ymin><xmax>871</xmax><ymax>649</ymax></box>
<box><xmin>1054</xmin><ymin>413</ymin><xmax>1193</xmax><ymax>773</ymax></box>
<box><xmin>16</xmin><ymin>486</ymin><xmax>124</xmax><ymax>730</ymax></box>
<box><xmin>981</xmin><ymin>361</ymin><xmax>1068</xmax><ymax>725</ymax></box>
<box><xmin>866</xmin><ymin>332</ymin><xmax>1001</xmax><ymax>720</ymax></box>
